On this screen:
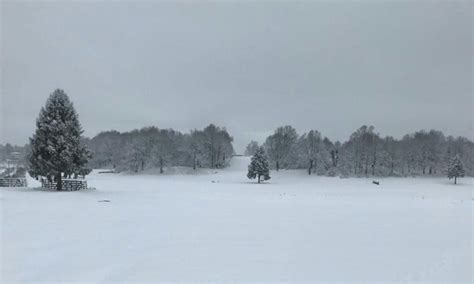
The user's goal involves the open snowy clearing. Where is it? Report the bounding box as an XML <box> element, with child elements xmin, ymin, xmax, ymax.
<box><xmin>1</xmin><ymin>157</ymin><xmax>472</xmax><ymax>283</ymax></box>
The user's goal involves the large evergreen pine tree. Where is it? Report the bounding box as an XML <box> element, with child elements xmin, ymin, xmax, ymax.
<box><xmin>247</xmin><ymin>146</ymin><xmax>271</xmax><ymax>183</ymax></box>
<box><xmin>28</xmin><ymin>89</ymin><xmax>92</xmax><ymax>190</ymax></box>
<box><xmin>447</xmin><ymin>154</ymin><xmax>465</xmax><ymax>184</ymax></box>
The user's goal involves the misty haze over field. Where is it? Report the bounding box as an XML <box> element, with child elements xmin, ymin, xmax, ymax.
<box><xmin>1</xmin><ymin>1</ymin><xmax>472</xmax><ymax>152</ymax></box>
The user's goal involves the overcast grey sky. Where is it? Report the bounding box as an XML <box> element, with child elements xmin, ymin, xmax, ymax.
<box><xmin>1</xmin><ymin>1</ymin><xmax>472</xmax><ymax>152</ymax></box>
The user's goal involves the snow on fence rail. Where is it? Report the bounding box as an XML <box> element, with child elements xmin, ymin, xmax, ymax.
<box><xmin>41</xmin><ymin>179</ymin><xmax>88</xmax><ymax>191</ymax></box>
<box><xmin>0</xmin><ymin>178</ymin><xmax>28</xmax><ymax>187</ymax></box>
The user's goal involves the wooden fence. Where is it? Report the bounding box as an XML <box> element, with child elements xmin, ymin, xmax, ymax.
<box><xmin>0</xmin><ymin>178</ymin><xmax>28</xmax><ymax>187</ymax></box>
<box><xmin>41</xmin><ymin>179</ymin><xmax>88</xmax><ymax>191</ymax></box>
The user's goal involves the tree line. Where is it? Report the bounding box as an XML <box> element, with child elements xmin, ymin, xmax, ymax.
<box><xmin>246</xmin><ymin>125</ymin><xmax>474</xmax><ymax>177</ymax></box>
<box><xmin>22</xmin><ymin>89</ymin><xmax>471</xmax><ymax>191</ymax></box>
<box><xmin>5</xmin><ymin>88</ymin><xmax>474</xmax><ymax>181</ymax></box>
<box><xmin>84</xmin><ymin>124</ymin><xmax>234</xmax><ymax>173</ymax></box>
<box><xmin>2</xmin><ymin>125</ymin><xmax>235</xmax><ymax>175</ymax></box>
<box><xmin>25</xmin><ymin>89</ymin><xmax>235</xmax><ymax>190</ymax></box>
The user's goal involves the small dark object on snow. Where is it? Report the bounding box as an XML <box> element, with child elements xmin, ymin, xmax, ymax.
<box><xmin>372</xmin><ymin>181</ymin><xmax>380</xmax><ymax>185</ymax></box>
<box><xmin>98</xmin><ymin>200</ymin><xmax>111</xmax><ymax>203</ymax></box>
<box><xmin>211</xmin><ymin>180</ymin><xmax>219</xmax><ymax>183</ymax></box>
<box><xmin>98</xmin><ymin>170</ymin><xmax>115</xmax><ymax>174</ymax></box>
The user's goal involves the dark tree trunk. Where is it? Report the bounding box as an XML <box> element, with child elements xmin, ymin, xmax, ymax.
<box><xmin>372</xmin><ymin>146</ymin><xmax>377</xmax><ymax>176</ymax></box>
<box><xmin>454</xmin><ymin>176</ymin><xmax>457</xmax><ymax>184</ymax></box>
<box><xmin>216</xmin><ymin>151</ymin><xmax>221</xmax><ymax>168</ymax></box>
<box><xmin>364</xmin><ymin>155</ymin><xmax>369</xmax><ymax>176</ymax></box>
<box><xmin>56</xmin><ymin>174</ymin><xmax>62</xmax><ymax>191</ymax></box>
<box><xmin>330</xmin><ymin>150</ymin><xmax>336</xmax><ymax>167</ymax></box>
<box><xmin>258</xmin><ymin>174</ymin><xmax>261</xmax><ymax>183</ymax></box>
<box><xmin>160</xmin><ymin>157</ymin><xmax>164</xmax><ymax>174</ymax></box>
<box><xmin>308</xmin><ymin>160</ymin><xmax>313</xmax><ymax>175</ymax></box>
<box><xmin>276</xmin><ymin>161</ymin><xmax>280</xmax><ymax>171</ymax></box>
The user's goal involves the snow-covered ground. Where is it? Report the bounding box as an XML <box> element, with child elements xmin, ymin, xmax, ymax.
<box><xmin>1</xmin><ymin>157</ymin><xmax>472</xmax><ymax>283</ymax></box>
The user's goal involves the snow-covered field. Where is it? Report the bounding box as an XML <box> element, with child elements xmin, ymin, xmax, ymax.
<box><xmin>1</xmin><ymin>157</ymin><xmax>472</xmax><ymax>283</ymax></box>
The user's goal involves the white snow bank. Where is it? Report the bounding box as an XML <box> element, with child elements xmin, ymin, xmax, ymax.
<box><xmin>25</xmin><ymin>172</ymin><xmax>42</xmax><ymax>188</ymax></box>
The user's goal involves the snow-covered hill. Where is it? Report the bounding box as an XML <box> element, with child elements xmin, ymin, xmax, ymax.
<box><xmin>227</xmin><ymin>155</ymin><xmax>251</xmax><ymax>171</ymax></box>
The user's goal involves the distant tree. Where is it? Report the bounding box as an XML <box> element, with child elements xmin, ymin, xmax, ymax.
<box><xmin>447</xmin><ymin>155</ymin><xmax>465</xmax><ymax>184</ymax></box>
<box><xmin>379</xmin><ymin>136</ymin><xmax>399</xmax><ymax>176</ymax></box>
<box><xmin>343</xmin><ymin>125</ymin><xmax>380</xmax><ymax>176</ymax></box>
<box><xmin>399</xmin><ymin>134</ymin><xmax>417</xmax><ymax>175</ymax></box>
<box><xmin>244</xmin><ymin>141</ymin><xmax>260</xmax><ymax>156</ymax></box>
<box><xmin>412</xmin><ymin>130</ymin><xmax>445</xmax><ymax>175</ymax></box>
<box><xmin>151</xmin><ymin>128</ymin><xmax>179</xmax><ymax>174</ymax></box>
<box><xmin>264</xmin><ymin>126</ymin><xmax>298</xmax><ymax>171</ymax></box>
<box><xmin>297</xmin><ymin>130</ymin><xmax>324</xmax><ymax>175</ymax></box>
<box><xmin>127</xmin><ymin>135</ymin><xmax>150</xmax><ymax>172</ymax></box>
<box><xmin>323</xmin><ymin>137</ymin><xmax>339</xmax><ymax>168</ymax></box>
<box><xmin>446</xmin><ymin>136</ymin><xmax>474</xmax><ymax>177</ymax></box>
<box><xmin>88</xmin><ymin>130</ymin><xmax>123</xmax><ymax>169</ymax></box>
<box><xmin>247</xmin><ymin>146</ymin><xmax>271</xmax><ymax>183</ymax></box>
<box><xmin>186</xmin><ymin>130</ymin><xmax>205</xmax><ymax>170</ymax></box>
<box><xmin>202</xmin><ymin>124</ymin><xmax>234</xmax><ymax>168</ymax></box>
<box><xmin>28</xmin><ymin>89</ymin><xmax>92</xmax><ymax>190</ymax></box>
